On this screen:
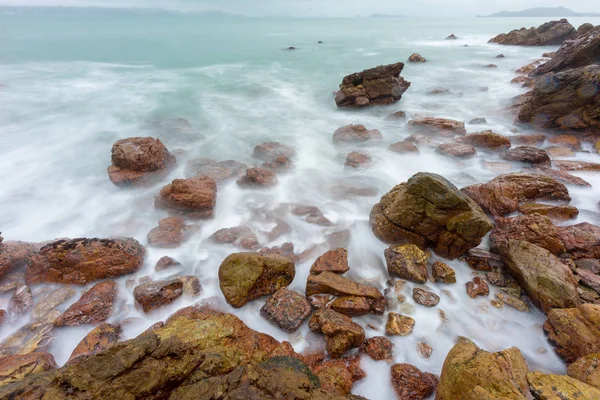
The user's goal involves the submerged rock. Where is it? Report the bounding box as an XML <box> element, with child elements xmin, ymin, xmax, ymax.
<box><xmin>30</xmin><ymin>286</ymin><xmax>75</xmax><ymax>322</ymax></box>
<box><xmin>155</xmin><ymin>176</ymin><xmax>217</xmax><ymax>218</ymax></box>
<box><xmin>147</xmin><ymin>216</ymin><xmax>186</xmax><ymax>248</ymax></box>
<box><xmin>490</xmin><ymin>214</ymin><xmax>566</xmax><ymax>255</ymax></box>
<box><xmin>335</xmin><ymin>62</ymin><xmax>411</xmax><ymax>108</ymax></box>
<box><xmin>236</xmin><ymin>167</ymin><xmax>278</xmax><ymax>188</ymax></box>
<box><xmin>0</xmin><ymin>241</ymin><xmax>37</xmax><ymax>280</ymax></box>
<box><xmin>345</xmin><ymin>151</ymin><xmax>372</xmax><ymax>168</ymax></box>
<box><xmin>460</xmin><ymin>130</ymin><xmax>511</xmax><ymax>150</ymax></box>
<box><xmin>252</xmin><ymin>141</ymin><xmax>295</xmax><ymax>161</ymax></box>
<box><xmin>389</xmin><ymin>141</ymin><xmax>420</xmax><ymax>154</ymax></box>
<box><xmin>309</xmin><ymin>309</ymin><xmax>365</xmax><ymax>358</ymax></box>
<box><xmin>26</xmin><ymin>238</ymin><xmax>144</xmax><ymax>285</ymax></box>
<box><xmin>391</xmin><ymin>363</ymin><xmax>438</xmax><ymax>400</ymax></box>
<box><xmin>544</xmin><ymin>304</ymin><xmax>600</xmax><ymax>362</ymax></box>
<box><xmin>362</xmin><ymin>336</ymin><xmax>393</xmax><ymax>361</ymax></box>
<box><xmin>466</xmin><ymin>277</ymin><xmax>489</xmax><ymax>298</ymax></box>
<box><xmin>8</xmin><ymin>284</ymin><xmax>33</xmax><ymax>318</ymax></box>
<box><xmin>184</xmin><ymin>158</ymin><xmax>246</xmax><ymax>182</ymax></box>
<box><xmin>260</xmin><ymin>288</ymin><xmax>311</xmax><ymax>332</ymax></box>
<box><xmin>407</xmin><ymin>116</ymin><xmax>467</xmax><ymax>136</ymax></box>
<box><xmin>558</xmin><ymin>223</ymin><xmax>600</xmax><ymax>260</ymax></box>
<box><xmin>432</xmin><ymin>261</ymin><xmax>456</xmax><ymax>284</ymax></box>
<box><xmin>489</xmin><ymin>19</ymin><xmax>576</xmax><ymax>46</ymax></box>
<box><xmin>332</xmin><ymin>124</ymin><xmax>382</xmax><ymax>146</ymax></box>
<box><xmin>408</xmin><ymin>53</ymin><xmax>426</xmax><ymax>62</ymax></box>
<box><xmin>371</xmin><ymin>172</ymin><xmax>492</xmax><ymax>259</ymax></box>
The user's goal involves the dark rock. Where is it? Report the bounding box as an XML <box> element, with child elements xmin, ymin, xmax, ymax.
<box><xmin>412</xmin><ymin>288</ymin><xmax>440</xmax><ymax>307</ymax></box>
<box><xmin>489</xmin><ymin>19</ymin><xmax>576</xmax><ymax>46</ymax></box>
<box><xmin>54</xmin><ymin>281</ymin><xmax>117</xmax><ymax>326</ymax></box>
<box><xmin>155</xmin><ymin>176</ymin><xmax>217</xmax><ymax>218</ymax></box>
<box><xmin>0</xmin><ymin>241</ymin><xmax>37</xmax><ymax>279</ymax></box>
<box><xmin>332</xmin><ymin>124</ymin><xmax>382</xmax><ymax>146</ymax></box>
<box><xmin>391</xmin><ymin>363</ymin><xmax>438</xmax><ymax>400</ymax></box>
<box><xmin>503</xmin><ymin>146</ymin><xmax>551</xmax><ymax>165</ymax></box>
<box><xmin>260</xmin><ymin>288</ymin><xmax>311</xmax><ymax>332</ymax></box>
<box><xmin>147</xmin><ymin>216</ymin><xmax>186</xmax><ymax>248</ymax></box>
<box><xmin>133</xmin><ymin>279</ymin><xmax>183</xmax><ymax>312</ymax></box>
<box><xmin>496</xmin><ymin>54</ymin><xmax>505</xmax><ymax>58</ymax></box>
<box><xmin>309</xmin><ymin>309</ymin><xmax>365</xmax><ymax>358</ymax></box>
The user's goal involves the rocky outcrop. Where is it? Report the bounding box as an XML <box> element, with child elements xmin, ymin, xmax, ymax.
<box><xmin>26</xmin><ymin>238</ymin><xmax>144</xmax><ymax>285</ymax></box>
<box><xmin>517</xmin><ymin>65</ymin><xmax>600</xmax><ymax>130</ymax></box>
<box><xmin>370</xmin><ymin>173</ymin><xmax>493</xmax><ymax>259</ymax></box>
<box><xmin>260</xmin><ymin>288</ymin><xmax>312</xmax><ymax>332</ymax></box>
<box><xmin>345</xmin><ymin>152</ymin><xmax>372</xmax><ymax>168</ymax></box>
<box><xmin>133</xmin><ymin>279</ymin><xmax>184</xmax><ymax>312</ymax></box>
<box><xmin>309</xmin><ymin>309</ymin><xmax>365</xmax><ymax>358</ymax></box>
<box><xmin>531</xmin><ymin>25</ymin><xmax>600</xmax><ymax>76</ymax></box>
<box><xmin>489</xmin><ymin>19</ymin><xmax>576</xmax><ymax>46</ymax></box>
<box><xmin>335</xmin><ymin>62</ymin><xmax>411</xmax><ymax>108</ymax></box>
<box><xmin>436</xmin><ymin>342</ymin><xmax>530</xmax><ymax>400</ymax></box>
<box><xmin>67</xmin><ymin>323</ymin><xmax>120</xmax><ymax>364</ymax></box>
<box><xmin>391</xmin><ymin>364</ymin><xmax>438</xmax><ymax>400</ymax></box>
<box><xmin>501</xmin><ymin>240</ymin><xmax>579</xmax><ymax>313</ymax></box>
<box><xmin>408</xmin><ymin>53</ymin><xmax>426</xmax><ymax>62</ymax></box>
<box><xmin>384</xmin><ymin>244</ymin><xmax>429</xmax><ymax>283</ymax></box>
<box><xmin>147</xmin><ymin>216</ymin><xmax>186</xmax><ymax>248</ymax></box>
<box><xmin>362</xmin><ymin>336</ymin><xmax>393</xmax><ymax>361</ymax></box>
<box><xmin>54</xmin><ymin>281</ymin><xmax>117</xmax><ymax>326</ymax></box>
<box><xmin>544</xmin><ymin>304</ymin><xmax>600</xmax><ymax>362</ymax></box>
<box><xmin>107</xmin><ymin>137</ymin><xmax>175</xmax><ymax>187</ymax></box>
<box><xmin>236</xmin><ymin>167</ymin><xmax>278</xmax><ymax>188</ymax></box>
<box><xmin>527</xmin><ymin>372</ymin><xmax>600</xmax><ymax>399</ymax></box>
<box><xmin>407</xmin><ymin>116</ymin><xmax>467</xmax><ymax>136</ymax></box>
<box><xmin>461</xmin><ymin>173</ymin><xmax>570</xmax><ymax>217</ymax></box>
<box><xmin>219</xmin><ymin>252</ymin><xmax>295</xmax><ymax>308</ymax></box>
<box><xmin>155</xmin><ymin>176</ymin><xmax>217</xmax><ymax>217</ymax></box>
<box><xmin>332</xmin><ymin>124</ymin><xmax>382</xmax><ymax>146</ymax></box>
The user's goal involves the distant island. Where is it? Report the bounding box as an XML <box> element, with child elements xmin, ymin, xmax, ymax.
<box><xmin>369</xmin><ymin>14</ymin><xmax>406</xmax><ymax>18</ymax></box>
<box><xmin>477</xmin><ymin>7</ymin><xmax>600</xmax><ymax>18</ymax></box>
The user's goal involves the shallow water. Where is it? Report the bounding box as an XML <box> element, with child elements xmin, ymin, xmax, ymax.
<box><xmin>1</xmin><ymin>8</ymin><xmax>600</xmax><ymax>398</ymax></box>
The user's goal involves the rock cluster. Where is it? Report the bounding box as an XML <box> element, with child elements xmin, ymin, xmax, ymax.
<box><xmin>489</xmin><ymin>19</ymin><xmax>576</xmax><ymax>46</ymax></box>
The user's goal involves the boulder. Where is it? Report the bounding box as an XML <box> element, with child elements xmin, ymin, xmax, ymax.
<box><xmin>236</xmin><ymin>167</ymin><xmax>278</xmax><ymax>188</ymax></box>
<box><xmin>67</xmin><ymin>323</ymin><xmax>120</xmax><ymax>364</ymax></box>
<box><xmin>461</xmin><ymin>172</ymin><xmax>570</xmax><ymax>217</ymax></box>
<box><xmin>26</xmin><ymin>238</ymin><xmax>144</xmax><ymax>285</ymax></box>
<box><xmin>567</xmin><ymin>353</ymin><xmax>600</xmax><ymax>390</ymax></box>
<box><xmin>517</xmin><ymin>65</ymin><xmax>600</xmax><ymax>130</ymax></box>
<box><xmin>0</xmin><ymin>241</ymin><xmax>37</xmax><ymax>279</ymax></box>
<box><xmin>407</xmin><ymin>116</ymin><xmax>467</xmax><ymax>136</ymax></box>
<box><xmin>527</xmin><ymin>372</ymin><xmax>600</xmax><ymax>399</ymax></box>
<box><xmin>518</xmin><ymin>203</ymin><xmax>579</xmax><ymax>220</ymax></box>
<box><xmin>408</xmin><ymin>53</ymin><xmax>426</xmax><ymax>62</ymax></box>
<box><xmin>389</xmin><ymin>141</ymin><xmax>420</xmax><ymax>154</ymax></box>
<box><xmin>0</xmin><ymin>352</ymin><xmax>57</xmax><ymax>386</ymax></box>
<box><xmin>391</xmin><ymin>363</ymin><xmax>438</xmax><ymax>400</ymax></box>
<box><xmin>503</xmin><ymin>146</ymin><xmax>551</xmax><ymax>165</ymax></box>
<box><xmin>107</xmin><ymin>137</ymin><xmax>176</xmax><ymax>187</ymax></box>
<box><xmin>386</xmin><ymin>313</ymin><xmax>415</xmax><ymax>336</ymax></box>
<box><xmin>309</xmin><ymin>309</ymin><xmax>365</xmax><ymax>358</ymax></box>
<box><xmin>384</xmin><ymin>244</ymin><xmax>429</xmax><ymax>283</ymax></box>
<box><xmin>501</xmin><ymin>240</ymin><xmax>579</xmax><ymax>313</ymax></box>
<box><xmin>345</xmin><ymin>152</ymin><xmax>372</xmax><ymax>168</ymax></box>
<box><xmin>362</xmin><ymin>336</ymin><xmax>393</xmax><ymax>361</ymax></box>
<box><xmin>531</xmin><ymin>26</ymin><xmax>600</xmax><ymax>76</ymax></box>
<box><xmin>544</xmin><ymin>304</ymin><xmax>600</xmax><ymax>362</ymax></box>
<box><xmin>547</xmin><ymin>134</ymin><xmax>582</xmax><ymax>150</ymax></box>
<box><xmin>432</xmin><ymin>261</ymin><xmax>456</xmax><ymax>283</ymax></box>
<box><xmin>436</xmin><ymin>142</ymin><xmax>476</xmax><ymax>158</ymax></box>
<box><xmin>489</xmin><ymin>19</ymin><xmax>576</xmax><ymax>46</ymax></box>
<box><xmin>335</xmin><ymin>62</ymin><xmax>411</xmax><ymax>108</ymax></box>
<box><xmin>310</xmin><ymin>248</ymin><xmax>350</xmax><ymax>275</ymax></box>
<box><xmin>219</xmin><ymin>252</ymin><xmax>295</xmax><ymax>308</ymax></box>
<box><xmin>54</xmin><ymin>281</ymin><xmax>117</xmax><ymax>326</ymax></box>
<box><xmin>252</xmin><ymin>142</ymin><xmax>295</xmax><ymax>161</ymax></box>
<box><xmin>133</xmin><ymin>279</ymin><xmax>183</xmax><ymax>313</ymax></box>
<box><xmin>466</xmin><ymin>277</ymin><xmax>489</xmax><ymax>298</ymax></box>
<box><xmin>490</xmin><ymin>214</ymin><xmax>566</xmax><ymax>255</ymax></box>
<box><xmin>155</xmin><ymin>176</ymin><xmax>217</xmax><ymax>217</ymax></box>
<box><xmin>208</xmin><ymin>226</ymin><xmax>259</xmax><ymax>250</ymax></box>
<box><xmin>412</xmin><ymin>288</ymin><xmax>440</xmax><ymax>307</ymax></box>
<box><xmin>332</xmin><ymin>124</ymin><xmax>382</xmax><ymax>146</ymax></box>
<box><xmin>436</xmin><ymin>342</ymin><xmax>529</xmax><ymax>400</ymax></box>
<box><xmin>371</xmin><ymin>173</ymin><xmax>493</xmax><ymax>259</ymax></box>
<box><xmin>558</xmin><ymin>223</ymin><xmax>600</xmax><ymax>260</ymax></box>
<box><xmin>459</xmin><ymin>130</ymin><xmax>511</xmax><ymax>150</ymax></box>
<box><xmin>260</xmin><ymin>288</ymin><xmax>311</xmax><ymax>332</ymax></box>
<box><xmin>184</xmin><ymin>158</ymin><xmax>246</xmax><ymax>182</ymax></box>
<box><xmin>147</xmin><ymin>216</ymin><xmax>186</xmax><ymax>248</ymax></box>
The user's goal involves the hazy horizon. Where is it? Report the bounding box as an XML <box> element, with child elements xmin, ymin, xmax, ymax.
<box><xmin>1</xmin><ymin>1</ymin><xmax>600</xmax><ymax>18</ymax></box>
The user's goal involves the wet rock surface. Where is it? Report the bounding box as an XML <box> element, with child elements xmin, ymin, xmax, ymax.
<box><xmin>345</xmin><ymin>152</ymin><xmax>372</xmax><ymax>168</ymax></box>
<box><xmin>432</xmin><ymin>261</ymin><xmax>456</xmax><ymax>284</ymax></box>
<box><xmin>309</xmin><ymin>309</ymin><xmax>365</xmax><ymax>358</ymax></box>
<box><xmin>54</xmin><ymin>281</ymin><xmax>117</xmax><ymax>326</ymax></box>
<box><xmin>459</xmin><ymin>130</ymin><xmax>511</xmax><ymax>149</ymax></box>
<box><xmin>0</xmin><ymin>241</ymin><xmax>37</xmax><ymax>279</ymax></box>
<box><xmin>412</xmin><ymin>288</ymin><xmax>440</xmax><ymax>307</ymax></box>
<box><xmin>407</xmin><ymin>116</ymin><xmax>467</xmax><ymax>136</ymax></box>
<box><xmin>503</xmin><ymin>146</ymin><xmax>551</xmax><ymax>165</ymax></box>
<box><xmin>385</xmin><ymin>244</ymin><xmax>429</xmax><ymax>283</ymax></box>
<box><xmin>155</xmin><ymin>175</ymin><xmax>217</xmax><ymax>217</ymax></box>
<box><xmin>67</xmin><ymin>323</ymin><xmax>120</xmax><ymax>364</ymax></box>
<box><xmin>133</xmin><ymin>279</ymin><xmax>184</xmax><ymax>312</ymax></box>
<box><xmin>436</xmin><ymin>142</ymin><xmax>476</xmax><ymax>158</ymax></box>
<box><xmin>147</xmin><ymin>216</ymin><xmax>186</xmax><ymax>248</ymax></box>
<box><xmin>260</xmin><ymin>288</ymin><xmax>312</xmax><ymax>332</ymax></box>
<box><xmin>236</xmin><ymin>167</ymin><xmax>278</xmax><ymax>188</ymax></box>
<box><xmin>333</xmin><ymin>124</ymin><xmax>383</xmax><ymax>146</ymax></box>
<box><xmin>408</xmin><ymin>53</ymin><xmax>426</xmax><ymax>62</ymax></box>
<box><xmin>527</xmin><ymin>371</ymin><xmax>600</xmax><ymax>399</ymax></box>
<box><xmin>208</xmin><ymin>226</ymin><xmax>259</xmax><ymax>250</ymax></box>
<box><xmin>386</xmin><ymin>313</ymin><xmax>415</xmax><ymax>336</ymax></box>
<box><xmin>391</xmin><ymin>363</ymin><xmax>438</xmax><ymax>400</ymax></box>
<box><xmin>544</xmin><ymin>304</ymin><xmax>600</xmax><ymax>363</ymax></box>
<box><xmin>0</xmin><ymin>352</ymin><xmax>57</xmax><ymax>386</ymax></box>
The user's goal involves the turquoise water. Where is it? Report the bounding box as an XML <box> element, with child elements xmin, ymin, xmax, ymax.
<box><xmin>2</xmin><ymin>8</ymin><xmax>600</xmax><ymax>398</ymax></box>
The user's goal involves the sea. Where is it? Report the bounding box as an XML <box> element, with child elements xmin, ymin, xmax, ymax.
<box><xmin>1</xmin><ymin>7</ymin><xmax>600</xmax><ymax>398</ymax></box>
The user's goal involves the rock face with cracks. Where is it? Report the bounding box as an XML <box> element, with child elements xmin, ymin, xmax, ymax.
<box><xmin>489</xmin><ymin>19</ymin><xmax>576</xmax><ymax>46</ymax></box>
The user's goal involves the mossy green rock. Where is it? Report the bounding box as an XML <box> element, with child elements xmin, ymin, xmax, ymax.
<box><xmin>527</xmin><ymin>372</ymin><xmax>600</xmax><ymax>399</ymax></box>
<box><xmin>219</xmin><ymin>252</ymin><xmax>295</xmax><ymax>308</ymax></box>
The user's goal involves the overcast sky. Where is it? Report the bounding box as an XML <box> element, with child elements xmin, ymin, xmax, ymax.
<box><xmin>0</xmin><ymin>0</ymin><xmax>599</xmax><ymax>17</ymax></box>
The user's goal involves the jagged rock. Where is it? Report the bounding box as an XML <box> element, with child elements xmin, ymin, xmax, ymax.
<box><xmin>388</xmin><ymin>111</ymin><xmax>407</xmax><ymax>119</ymax></box>
<box><xmin>490</xmin><ymin>214</ymin><xmax>565</xmax><ymax>255</ymax></box>
<box><xmin>468</xmin><ymin>118</ymin><xmax>487</xmax><ymax>125</ymax></box>
<box><xmin>155</xmin><ymin>176</ymin><xmax>217</xmax><ymax>218</ymax></box>
<box><xmin>236</xmin><ymin>167</ymin><xmax>278</xmax><ymax>188</ymax></box>
<box><xmin>252</xmin><ymin>142</ymin><xmax>295</xmax><ymax>161</ymax></box>
<box><xmin>386</xmin><ymin>313</ymin><xmax>415</xmax><ymax>336</ymax></box>
<box><xmin>518</xmin><ymin>65</ymin><xmax>600</xmax><ymax>131</ymax></box>
<box><xmin>184</xmin><ymin>158</ymin><xmax>247</xmax><ymax>182</ymax></box>
<box><xmin>67</xmin><ymin>323</ymin><xmax>120</xmax><ymax>364</ymax></box>
<box><xmin>391</xmin><ymin>363</ymin><xmax>438</xmax><ymax>400</ymax></box>
<box><xmin>310</xmin><ymin>248</ymin><xmax>350</xmax><ymax>275</ymax></box>
<box><xmin>330</xmin><ymin>296</ymin><xmax>371</xmax><ymax>317</ymax></box>
<box><xmin>107</xmin><ymin>137</ymin><xmax>176</xmax><ymax>187</ymax></box>
<box><xmin>260</xmin><ymin>288</ymin><xmax>311</xmax><ymax>332</ymax></box>
<box><xmin>26</xmin><ymin>238</ymin><xmax>144</xmax><ymax>285</ymax></box>
<box><xmin>532</xmin><ymin>25</ymin><xmax>600</xmax><ymax>76</ymax></box>
<box><xmin>0</xmin><ymin>241</ymin><xmax>37</xmax><ymax>279</ymax></box>
<box><xmin>413</xmin><ymin>288</ymin><xmax>440</xmax><ymax>307</ymax></box>
<box><xmin>389</xmin><ymin>141</ymin><xmax>420</xmax><ymax>154</ymax></box>
<box><xmin>466</xmin><ymin>277</ymin><xmax>489</xmax><ymax>298</ymax></box>
<box><xmin>519</xmin><ymin>203</ymin><xmax>579</xmax><ymax>220</ymax></box>
<box><xmin>312</xmin><ymin>357</ymin><xmax>365</xmax><ymax>396</ymax></box>
<box><xmin>408</xmin><ymin>53</ymin><xmax>426</xmax><ymax>62</ymax></box>
<box><xmin>309</xmin><ymin>309</ymin><xmax>365</xmax><ymax>358</ymax></box>
<box><xmin>527</xmin><ymin>372</ymin><xmax>600</xmax><ymax>399</ymax></box>
<box><xmin>345</xmin><ymin>152</ymin><xmax>372</xmax><ymax>168</ymax></box>
<box><xmin>219</xmin><ymin>252</ymin><xmax>295</xmax><ymax>308</ymax></box>
<box><xmin>407</xmin><ymin>116</ymin><xmax>467</xmax><ymax>136</ymax></box>
<box><xmin>461</xmin><ymin>172</ymin><xmax>570</xmax><ymax>217</ymax></box>
<box><xmin>335</xmin><ymin>62</ymin><xmax>411</xmax><ymax>108</ymax></box>
<box><xmin>446</xmin><ymin>34</ymin><xmax>458</xmax><ymax>40</ymax></box>
<box><xmin>147</xmin><ymin>216</ymin><xmax>186</xmax><ymax>248</ymax></box>
<box><xmin>371</xmin><ymin>173</ymin><xmax>493</xmax><ymax>259</ymax></box>
<box><xmin>209</xmin><ymin>226</ymin><xmax>259</xmax><ymax>250</ymax></box>
<box><xmin>489</xmin><ymin>19</ymin><xmax>576</xmax><ymax>46</ymax></box>
<box><xmin>178</xmin><ymin>276</ymin><xmax>202</xmax><ymax>297</ymax></box>
<box><xmin>485</xmin><ymin>64</ymin><xmax>498</xmax><ymax>68</ymax></box>
<box><xmin>436</xmin><ymin>142</ymin><xmax>476</xmax><ymax>158</ymax></box>
<box><xmin>332</xmin><ymin>124</ymin><xmax>383</xmax><ymax>146</ymax></box>
<box><xmin>54</xmin><ymin>281</ymin><xmax>117</xmax><ymax>326</ymax></box>
<box><xmin>362</xmin><ymin>336</ymin><xmax>393</xmax><ymax>361</ymax></box>
<box><xmin>502</xmin><ymin>240</ymin><xmax>579</xmax><ymax>313</ymax></box>
<box><xmin>385</xmin><ymin>244</ymin><xmax>429</xmax><ymax>283</ymax></box>
<box><xmin>503</xmin><ymin>146</ymin><xmax>551</xmax><ymax>165</ymax></box>
<box><xmin>459</xmin><ymin>130</ymin><xmax>511</xmax><ymax>150</ymax></box>
<box><xmin>544</xmin><ymin>304</ymin><xmax>600</xmax><ymax>362</ymax></box>
<box><xmin>133</xmin><ymin>279</ymin><xmax>183</xmax><ymax>312</ymax></box>
<box><xmin>567</xmin><ymin>353</ymin><xmax>600</xmax><ymax>390</ymax></box>
<box><xmin>558</xmin><ymin>223</ymin><xmax>600</xmax><ymax>260</ymax></box>
<box><xmin>0</xmin><ymin>352</ymin><xmax>57</xmax><ymax>386</ymax></box>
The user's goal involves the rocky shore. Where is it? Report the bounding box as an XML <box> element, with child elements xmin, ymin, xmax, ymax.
<box><xmin>1</xmin><ymin>17</ymin><xmax>600</xmax><ymax>400</ymax></box>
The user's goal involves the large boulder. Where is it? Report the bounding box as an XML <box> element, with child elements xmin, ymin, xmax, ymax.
<box><xmin>489</xmin><ymin>19</ymin><xmax>576</xmax><ymax>46</ymax></box>
<box><xmin>436</xmin><ymin>342</ymin><xmax>530</xmax><ymax>400</ymax></box>
<box><xmin>544</xmin><ymin>304</ymin><xmax>600</xmax><ymax>363</ymax></box>
<box><xmin>532</xmin><ymin>26</ymin><xmax>600</xmax><ymax>76</ymax></box>
<box><xmin>461</xmin><ymin>173</ymin><xmax>570</xmax><ymax>217</ymax></box>
<box><xmin>54</xmin><ymin>281</ymin><xmax>117</xmax><ymax>326</ymax></box>
<box><xmin>527</xmin><ymin>372</ymin><xmax>600</xmax><ymax>399</ymax></box>
<box><xmin>155</xmin><ymin>176</ymin><xmax>217</xmax><ymax>218</ymax></box>
<box><xmin>335</xmin><ymin>62</ymin><xmax>411</xmax><ymax>108</ymax></box>
<box><xmin>107</xmin><ymin>137</ymin><xmax>175</xmax><ymax>187</ymax></box>
<box><xmin>370</xmin><ymin>172</ymin><xmax>493</xmax><ymax>259</ymax></box>
<box><xmin>500</xmin><ymin>240</ymin><xmax>580</xmax><ymax>313</ymax></box>
<box><xmin>517</xmin><ymin>65</ymin><xmax>600</xmax><ymax>130</ymax></box>
<box><xmin>219</xmin><ymin>252</ymin><xmax>295</xmax><ymax>308</ymax></box>
<box><xmin>26</xmin><ymin>238</ymin><xmax>144</xmax><ymax>285</ymax></box>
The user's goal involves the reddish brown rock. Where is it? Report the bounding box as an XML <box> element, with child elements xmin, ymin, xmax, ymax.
<box><xmin>436</xmin><ymin>142</ymin><xmax>476</xmax><ymax>158</ymax></box>
<box><xmin>209</xmin><ymin>226</ymin><xmax>259</xmax><ymax>250</ymax></box>
<box><xmin>155</xmin><ymin>176</ymin><xmax>217</xmax><ymax>217</ymax></box>
<box><xmin>54</xmin><ymin>281</ymin><xmax>117</xmax><ymax>326</ymax></box>
<box><xmin>236</xmin><ymin>167</ymin><xmax>278</xmax><ymax>188</ymax></box>
<box><xmin>546</xmin><ymin>146</ymin><xmax>576</xmax><ymax>157</ymax></box>
<box><xmin>8</xmin><ymin>285</ymin><xmax>33</xmax><ymax>318</ymax></box>
<box><xmin>466</xmin><ymin>277</ymin><xmax>489</xmax><ymax>298</ymax></box>
<box><xmin>184</xmin><ymin>158</ymin><xmax>246</xmax><ymax>182</ymax></box>
<box><xmin>30</xmin><ymin>286</ymin><xmax>75</xmax><ymax>321</ymax></box>
<box><xmin>532</xmin><ymin>166</ymin><xmax>592</xmax><ymax>187</ymax></box>
<box><xmin>262</xmin><ymin>155</ymin><xmax>294</xmax><ymax>172</ymax></box>
<box><xmin>558</xmin><ymin>223</ymin><xmax>600</xmax><ymax>260</ymax></box>
<box><xmin>0</xmin><ymin>241</ymin><xmax>37</xmax><ymax>279</ymax></box>
<box><xmin>386</xmin><ymin>313</ymin><xmax>415</xmax><ymax>336</ymax></box>
<box><xmin>260</xmin><ymin>288</ymin><xmax>312</xmax><ymax>332</ymax></box>
<box><xmin>432</xmin><ymin>261</ymin><xmax>456</xmax><ymax>284</ymax></box>
<box><xmin>519</xmin><ymin>203</ymin><xmax>579</xmax><ymax>220</ymax></box>
<box><xmin>408</xmin><ymin>53</ymin><xmax>426</xmax><ymax>62</ymax></box>
<box><xmin>460</xmin><ymin>130</ymin><xmax>511</xmax><ymax>150</ymax></box>
<box><xmin>389</xmin><ymin>141</ymin><xmax>420</xmax><ymax>154</ymax></box>
<box><xmin>26</xmin><ymin>238</ymin><xmax>144</xmax><ymax>285</ymax></box>
<box><xmin>461</xmin><ymin>172</ymin><xmax>570</xmax><ymax>217</ymax></box>
<box><xmin>511</xmin><ymin>134</ymin><xmax>546</xmax><ymax>146</ymax></box>
<box><xmin>413</xmin><ymin>288</ymin><xmax>440</xmax><ymax>307</ymax></box>
<box><xmin>489</xmin><ymin>19</ymin><xmax>576</xmax><ymax>46</ymax></box>
<box><xmin>107</xmin><ymin>137</ymin><xmax>176</xmax><ymax>187</ymax></box>
<box><xmin>408</xmin><ymin>116</ymin><xmax>467</xmax><ymax>136</ymax></box>
<box><xmin>155</xmin><ymin>256</ymin><xmax>181</xmax><ymax>271</ymax></box>
<box><xmin>67</xmin><ymin>323</ymin><xmax>120</xmax><ymax>364</ymax></box>
<box><xmin>310</xmin><ymin>248</ymin><xmax>349</xmax><ymax>275</ymax></box>
<box><xmin>312</xmin><ymin>357</ymin><xmax>365</xmax><ymax>395</ymax></box>
<box><xmin>554</xmin><ymin>160</ymin><xmax>600</xmax><ymax>172</ymax></box>
<box><xmin>417</xmin><ymin>342</ymin><xmax>433</xmax><ymax>359</ymax></box>
<box><xmin>344</xmin><ymin>152</ymin><xmax>372</xmax><ymax>168</ymax></box>
<box><xmin>490</xmin><ymin>214</ymin><xmax>566</xmax><ymax>255</ymax></box>
<box><xmin>252</xmin><ymin>142</ymin><xmax>295</xmax><ymax>161</ymax></box>
<box><xmin>291</xmin><ymin>205</ymin><xmax>333</xmax><ymax>226</ymax></box>
<box><xmin>391</xmin><ymin>363</ymin><xmax>438</xmax><ymax>400</ymax></box>
<box><xmin>544</xmin><ymin>304</ymin><xmax>600</xmax><ymax>362</ymax></box>
<box><xmin>330</xmin><ymin>296</ymin><xmax>371</xmax><ymax>317</ymax></box>
<box><xmin>575</xmin><ymin>269</ymin><xmax>600</xmax><ymax>295</ymax></box>
<box><xmin>0</xmin><ymin>352</ymin><xmax>57</xmax><ymax>386</ymax></box>
<box><xmin>147</xmin><ymin>216</ymin><xmax>185</xmax><ymax>248</ymax></box>
<box><xmin>464</xmin><ymin>248</ymin><xmax>503</xmax><ymax>272</ymax></box>
<box><xmin>335</xmin><ymin>62</ymin><xmax>411</xmax><ymax>108</ymax></box>
<box><xmin>362</xmin><ymin>336</ymin><xmax>393</xmax><ymax>361</ymax></box>
<box><xmin>133</xmin><ymin>279</ymin><xmax>183</xmax><ymax>312</ymax></box>
<box><xmin>309</xmin><ymin>309</ymin><xmax>365</xmax><ymax>358</ymax></box>
<box><xmin>503</xmin><ymin>146</ymin><xmax>551</xmax><ymax>165</ymax></box>
<box><xmin>385</xmin><ymin>244</ymin><xmax>429</xmax><ymax>283</ymax></box>
<box><xmin>332</xmin><ymin>124</ymin><xmax>383</xmax><ymax>145</ymax></box>
<box><xmin>259</xmin><ymin>243</ymin><xmax>296</xmax><ymax>261</ymax></box>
